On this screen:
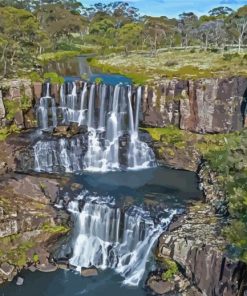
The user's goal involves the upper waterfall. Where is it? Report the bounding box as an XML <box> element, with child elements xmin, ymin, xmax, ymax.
<box><xmin>34</xmin><ymin>81</ymin><xmax>156</xmax><ymax>173</ymax></box>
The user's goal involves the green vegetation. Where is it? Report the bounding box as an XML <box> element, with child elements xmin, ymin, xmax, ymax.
<box><xmin>43</xmin><ymin>72</ymin><xmax>65</xmax><ymax>84</ymax></box>
<box><xmin>42</xmin><ymin>223</ymin><xmax>70</xmax><ymax>234</ymax></box>
<box><xmin>94</xmin><ymin>77</ymin><xmax>104</xmax><ymax>84</ymax></box>
<box><xmin>0</xmin><ymin>125</ymin><xmax>20</xmax><ymax>141</ymax></box>
<box><xmin>33</xmin><ymin>253</ymin><xmax>39</xmax><ymax>263</ymax></box>
<box><xmin>90</xmin><ymin>50</ymin><xmax>247</xmax><ymax>81</ymax></box>
<box><xmin>89</xmin><ymin>58</ymin><xmax>150</xmax><ymax>85</ymax></box>
<box><xmin>161</xmin><ymin>259</ymin><xmax>179</xmax><ymax>281</ymax></box>
<box><xmin>38</xmin><ymin>51</ymin><xmax>82</xmax><ymax>64</ymax></box>
<box><xmin>0</xmin><ymin>234</ymin><xmax>35</xmax><ymax>268</ymax></box>
<box><xmin>3</xmin><ymin>99</ymin><xmax>20</xmax><ymax>120</ymax></box>
<box><xmin>1</xmin><ymin>1</ymin><xmax>247</xmax><ymax>80</ymax></box>
<box><xmin>146</xmin><ymin>126</ymin><xmax>247</xmax><ymax>263</ymax></box>
<box><xmin>205</xmin><ymin>130</ymin><xmax>247</xmax><ymax>262</ymax></box>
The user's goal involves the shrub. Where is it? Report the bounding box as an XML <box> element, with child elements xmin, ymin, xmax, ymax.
<box><xmin>43</xmin><ymin>72</ymin><xmax>64</xmax><ymax>84</ymax></box>
<box><xmin>161</xmin><ymin>259</ymin><xmax>178</xmax><ymax>281</ymax></box>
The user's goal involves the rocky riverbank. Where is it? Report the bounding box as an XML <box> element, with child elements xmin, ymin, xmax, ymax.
<box><xmin>0</xmin><ymin>77</ymin><xmax>246</xmax><ymax>295</ymax></box>
<box><xmin>146</xmin><ymin>140</ymin><xmax>247</xmax><ymax>295</ymax></box>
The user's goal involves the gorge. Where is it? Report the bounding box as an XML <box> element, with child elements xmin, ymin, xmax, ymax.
<box><xmin>0</xmin><ymin>56</ymin><xmax>246</xmax><ymax>296</ymax></box>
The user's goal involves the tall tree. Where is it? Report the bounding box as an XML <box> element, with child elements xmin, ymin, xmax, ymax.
<box><xmin>36</xmin><ymin>4</ymin><xmax>86</xmax><ymax>48</ymax></box>
<box><xmin>209</xmin><ymin>6</ymin><xmax>233</xmax><ymax>17</ymax></box>
<box><xmin>0</xmin><ymin>6</ymin><xmax>48</xmax><ymax>77</ymax></box>
<box><xmin>178</xmin><ymin>12</ymin><xmax>199</xmax><ymax>47</ymax></box>
<box><xmin>227</xmin><ymin>6</ymin><xmax>247</xmax><ymax>52</ymax></box>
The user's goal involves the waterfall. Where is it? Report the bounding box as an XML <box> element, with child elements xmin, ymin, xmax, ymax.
<box><xmin>68</xmin><ymin>191</ymin><xmax>177</xmax><ymax>286</ymax></box>
<box><xmin>34</xmin><ymin>82</ymin><xmax>156</xmax><ymax>172</ymax></box>
<box><xmin>37</xmin><ymin>83</ymin><xmax>57</xmax><ymax>130</ymax></box>
<box><xmin>34</xmin><ymin>135</ymin><xmax>86</xmax><ymax>173</ymax></box>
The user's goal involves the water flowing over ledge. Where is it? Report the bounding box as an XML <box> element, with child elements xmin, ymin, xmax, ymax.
<box><xmin>33</xmin><ymin>81</ymin><xmax>156</xmax><ymax>173</ymax></box>
<box><xmin>66</xmin><ymin>190</ymin><xmax>177</xmax><ymax>286</ymax></box>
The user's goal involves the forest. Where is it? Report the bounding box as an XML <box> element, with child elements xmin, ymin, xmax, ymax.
<box><xmin>1</xmin><ymin>0</ymin><xmax>247</xmax><ymax>78</ymax></box>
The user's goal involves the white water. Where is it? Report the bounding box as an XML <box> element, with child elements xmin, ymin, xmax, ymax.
<box><xmin>37</xmin><ymin>83</ymin><xmax>57</xmax><ymax>130</ymax></box>
<box><xmin>68</xmin><ymin>191</ymin><xmax>176</xmax><ymax>286</ymax></box>
<box><xmin>35</xmin><ymin>82</ymin><xmax>156</xmax><ymax>172</ymax></box>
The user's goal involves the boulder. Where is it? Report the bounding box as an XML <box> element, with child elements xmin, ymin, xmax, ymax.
<box><xmin>147</xmin><ymin>276</ymin><xmax>175</xmax><ymax>295</ymax></box>
<box><xmin>37</xmin><ymin>263</ymin><xmax>57</xmax><ymax>273</ymax></box>
<box><xmin>81</xmin><ymin>268</ymin><xmax>98</xmax><ymax>277</ymax></box>
<box><xmin>16</xmin><ymin>276</ymin><xmax>24</xmax><ymax>286</ymax></box>
<box><xmin>0</xmin><ymin>263</ymin><xmax>15</xmax><ymax>277</ymax></box>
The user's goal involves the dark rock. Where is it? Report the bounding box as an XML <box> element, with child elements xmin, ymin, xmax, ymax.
<box><xmin>157</xmin><ymin>202</ymin><xmax>247</xmax><ymax>296</ymax></box>
<box><xmin>142</xmin><ymin>77</ymin><xmax>247</xmax><ymax>133</ymax></box>
<box><xmin>147</xmin><ymin>276</ymin><xmax>175</xmax><ymax>295</ymax></box>
<box><xmin>14</xmin><ymin>110</ymin><xmax>24</xmax><ymax>128</ymax></box>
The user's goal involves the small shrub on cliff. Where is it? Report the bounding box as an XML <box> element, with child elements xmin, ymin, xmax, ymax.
<box><xmin>3</xmin><ymin>99</ymin><xmax>21</xmax><ymax>120</ymax></box>
<box><xmin>161</xmin><ymin>259</ymin><xmax>178</xmax><ymax>281</ymax></box>
<box><xmin>205</xmin><ymin>130</ymin><xmax>247</xmax><ymax>263</ymax></box>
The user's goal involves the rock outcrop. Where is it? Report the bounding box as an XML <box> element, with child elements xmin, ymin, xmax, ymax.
<box><xmin>155</xmin><ymin>203</ymin><xmax>247</xmax><ymax>296</ymax></box>
<box><xmin>142</xmin><ymin>77</ymin><xmax>247</xmax><ymax>133</ymax></box>
<box><xmin>0</xmin><ymin>173</ymin><xmax>70</xmax><ymax>283</ymax></box>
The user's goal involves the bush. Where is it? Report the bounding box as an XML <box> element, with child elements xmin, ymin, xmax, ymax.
<box><xmin>43</xmin><ymin>72</ymin><xmax>64</xmax><ymax>84</ymax></box>
<box><xmin>161</xmin><ymin>259</ymin><xmax>178</xmax><ymax>281</ymax></box>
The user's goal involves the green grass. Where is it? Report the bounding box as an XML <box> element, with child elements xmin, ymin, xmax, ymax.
<box><xmin>38</xmin><ymin>50</ymin><xmax>82</xmax><ymax>64</ymax></box>
<box><xmin>89</xmin><ymin>58</ymin><xmax>150</xmax><ymax>85</ymax></box>
<box><xmin>90</xmin><ymin>50</ymin><xmax>247</xmax><ymax>81</ymax></box>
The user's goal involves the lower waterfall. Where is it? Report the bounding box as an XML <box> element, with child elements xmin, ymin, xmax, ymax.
<box><xmin>66</xmin><ymin>191</ymin><xmax>177</xmax><ymax>286</ymax></box>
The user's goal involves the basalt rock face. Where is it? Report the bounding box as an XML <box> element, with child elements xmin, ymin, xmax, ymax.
<box><xmin>156</xmin><ymin>203</ymin><xmax>247</xmax><ymax>296</ymax></box>
<box><xmin>142</xmin><ymin>77</ymin><xmax>247</xmax><ymax>133</ymax></box>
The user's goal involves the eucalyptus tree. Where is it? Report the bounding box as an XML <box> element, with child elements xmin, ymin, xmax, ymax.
<box><xmin>143</xmin><ymin>16</ymin><xmax>177</xmax><ymax>55</ymax></box>
<box><xmin>178</xmin><ymin>12</ymin><xmax>199</xmax><ymax>47</ymax></box>
<box><xmin>227</xmin><ymin>6</ymin><xmax>247</xmax><ymax>52</ymax></box>
<box><xmin>36</xmin><ymin>4</ymin><xmax>87</xmax><ymax>49</ymax></box>
<box><xmin>0</xmin><ymin>6</ymin><xmax>48</xmax><ymax>77</ymax></box>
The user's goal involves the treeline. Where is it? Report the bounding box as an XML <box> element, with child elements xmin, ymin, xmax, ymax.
<box><xmin>1</xmin><ymin>0</ymin><xmax>247</xmax><ymax>77</ymax></box>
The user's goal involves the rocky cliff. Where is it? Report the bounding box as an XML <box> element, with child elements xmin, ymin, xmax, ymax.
<box><xmin>147</xmin><ymin>160</ymin><xmax>247</xmax><ymax>296</ymax></box>
<box><xmin>1</xmin><ymin>77</ymin><xmax>247</xmax><ymax>135</ymax></box>
<box><xmin>142</xmin><ymin>77</ymin><xmax>247</xmax><ymax>133</ymax></box>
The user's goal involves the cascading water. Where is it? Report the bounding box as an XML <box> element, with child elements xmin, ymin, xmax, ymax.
<box><xmin>34</xmin><ymin>82</ymin><xmax>156</xmax><ymax>172</ymax></box>
<box><xmin>32</xmin><ymin>80</ymin><xmax>165</xmax><ymax>288</ymax></box>
<box><xmin>67</xmin><ymin>191</ymin><xmax>177</xmax><ymax>286</ymax></box>
<box><xmin>37</xmin><ymin>83</ymin><xmax>57</xmax><ymax>130</ymax></box>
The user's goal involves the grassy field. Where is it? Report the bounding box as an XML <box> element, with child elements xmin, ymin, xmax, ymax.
<box><xmin>89</xmin><ymin>49</ymin><xmax>247</xmax><ymax>83</ymax></box>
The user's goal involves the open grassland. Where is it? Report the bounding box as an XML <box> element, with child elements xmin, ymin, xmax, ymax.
<box><xmin>89</xmin><ymin>50</ymin><xmax>247</xmax><ymax>83</ymax></box>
